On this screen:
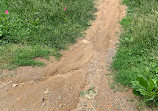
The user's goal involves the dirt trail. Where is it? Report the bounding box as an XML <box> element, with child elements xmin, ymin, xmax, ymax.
<box><xmin>0</xmin><ymin>0</ymin><xmax>139</xmax><ymax>111</ymax></box>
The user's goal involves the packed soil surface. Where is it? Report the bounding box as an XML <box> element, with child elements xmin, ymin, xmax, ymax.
<box><xmin>0</xmin><ymin>0</ymin><xmax>142</xmax><ymax>111</ymax></box>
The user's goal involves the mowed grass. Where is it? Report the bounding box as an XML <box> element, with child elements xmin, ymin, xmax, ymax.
<box><xmin>0</xmin><ymin>0</ymin><xmax>96</xmax><ymax>69</ymax></box>
<box><xmin>111</xmin><ymin>0</ymin><xmax>158</xmax><ymax>86</ymax></box>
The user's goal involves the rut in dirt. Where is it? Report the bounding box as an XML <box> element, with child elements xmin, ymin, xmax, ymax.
<box><xmin>0</xmin><ymin>0</ymin><xmax>138</xmax><ymax>111</ymax></box>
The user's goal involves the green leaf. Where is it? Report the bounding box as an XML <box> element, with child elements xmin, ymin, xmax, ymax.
<box><xmin>155</xmin><ymin>68</ymin><xmax>158</xmax><ymax>74</ymax></box>
<box><xmin>129</xmin><ymin>37</ymin><xmax>134</xmax><ymax>42</ymax></box>
<box><xmin>147</xmin><ymin>77</ymin><xmax>155</xmax><ymax>93</ymax></box>
<box><xmin>87</xmin><ymin>22</ymin><xmax>91</xmax><ymax>26</ymax></box>
<box><xmin>0</xmin><ymin>31</ymin><xmax>2</xmax><ymax>36</ymax></box>
<box><xmin>138</xmin><ymin>88</ymin><xmax>147</xmax><ymax>96</ymax></box>
<box><xmin>132</xmin><ymin>89</ymin><xmax>142</xmax><ymax>96</ymax></box>
<box><xmin>156</xmin><ymin>81</ymin><xmax>158</xmax><ymax>88</ymax></box>
<box><xmin>145</xmin><ymin>93</ymin><xmax>156</xmax><ymax>102</ymax></box>
<box><xmin>137</xmin><ymin>76</ymin><xmax>148</xmax><ymax>89</ymax></box>
<box><xmin>156</xmin><ymin>102</ymin><xmax>158</xmax><ymax>107</ymax></box>
<box><xmin>80</xmin><ymin>91</ymin><xmax>86</xmax><ymax>97</ymax></box>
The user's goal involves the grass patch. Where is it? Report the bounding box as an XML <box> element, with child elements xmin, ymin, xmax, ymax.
<box><xmin>0</xmin><ymin>0</ymin><xmax>96</xmax><ymax>69</ymax></box>
<box><xmin>0</xmin><ymin>44</ymin><xmax>61</xmax><ymax>69</ymax></box>
<box><xmin>112</xmin><ymin>0</ymin><xmax>158</xmax><ymax>86</ymax></box>
<box><xmin>111</xmin><ymin>0</ymin><xmax>158</xmax><ymax>107</ymax></box>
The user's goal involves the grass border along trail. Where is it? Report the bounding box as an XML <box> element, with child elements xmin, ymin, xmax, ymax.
<box><xmin>0</xmin><ymin>0</ymin><xmax>96</xmax><ymax>69</ymax></box>
<box><xmin>111</xmin><ymin>0</ymin><xmax>158</xmax><ymax>108</ymax></box>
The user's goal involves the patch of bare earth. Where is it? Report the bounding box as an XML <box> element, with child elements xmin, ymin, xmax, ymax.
<box><xmin>0</xmin><ymin>0</ymin><xmax>143</xmax><ymax>111</ymax></box>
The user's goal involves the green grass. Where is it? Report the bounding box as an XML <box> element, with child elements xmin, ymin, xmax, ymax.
<box><xmin>0</xmin><ymin>44</ymin><xmax>61</xmax><ymax>69</ymax></box>
<box><xmin>0</xmin><ymin>0</ymin><xmax>96</xmax><ymax>69</ymax></box>
<box><xmin>111</xmin><ymin>0</ymin><xmax>158</xmax><ymax>86</ymax></box>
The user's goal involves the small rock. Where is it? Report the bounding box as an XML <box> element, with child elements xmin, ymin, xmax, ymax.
<box><xmin>84</xmin><ymin>102</ymin><xmax>87</xmax><ymax>106</ymax></box>
<box><xmin>44</xmin><ymin>90</ymin><xmax>50</xmax><ymax>94</ymax></box>
<box><xmin>9</xmin><ymin>81</ymin><xmax>13</xmax><ymax>84</ymax></box>
<box><xmin>109</xmin><ymin>40</ymin><xmax>113</xmax><ymax>42</ymax></box>
<box><xmin>42</xmin><ymin>103</ymin><xmax>46</xmax><ymax>107</ymax></box>
<box><xmin>29</xmin><ymin>80</ymin><xmax>34</xmax><ymax>84</ymax></box>
<box><xmin>58</xmin><ymin>95</ymin><xmax>62</xmax><ymax>100</ymax></box>
<box><xmin>44</xmin><ymin>88</ymin><xmax>50</xmax><ymax>94</ymax></box>
<box><xmin>59</xmin><ymin>104</ymin><xmax>63</xmax><ymax>107</ymax></box>
<box><xmin>70</xmin><ymin>87</ymin><xmax>73</xmax><ymax>90</ymax></box>
<box><xmin>82</xmin><ymin>40</ymin><xmax>90</xmax><ymax>44</ymax></box>
<box><xmin>12</xmin><ymin>84</ymin><xmax>18</xmax><ymax>87</ymax></box>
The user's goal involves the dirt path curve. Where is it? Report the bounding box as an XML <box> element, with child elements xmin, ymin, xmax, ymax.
<box><xmin>0</xmin><ymin>0</ymin><xmax>139</xmax><ymax>111</ymax></box>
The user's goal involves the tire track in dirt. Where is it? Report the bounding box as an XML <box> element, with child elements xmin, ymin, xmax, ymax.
<box><xmin>74</xmin><ymin>0</ymin><xmax>138</xmax><ymax>110</ymax></box>
<box><xmin>0</xmin><ymin>0</ymin><xmax>139</xmax><ymax>111</ymax></box>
